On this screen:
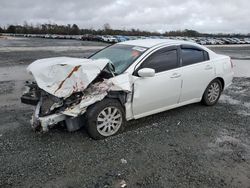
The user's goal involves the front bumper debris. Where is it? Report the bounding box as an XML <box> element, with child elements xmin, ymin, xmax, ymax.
<box><xmin>31</xmin><ymin>101</ymin><xmax>83</xmax><ymax>132</ymax></box>
<box><xmin>22</xmin><ymin>56</ymin><xmax>133</xmax><ymax>132</ymax></box>
<box><xmin>21</xmin><ymin>81</ymin><xmax>40</xmax><ymax>105</ymax></box>
<box><xmin>31</xmin><ymin>101</ymin><xmax>67</xmax><ymax>131</ymax></box>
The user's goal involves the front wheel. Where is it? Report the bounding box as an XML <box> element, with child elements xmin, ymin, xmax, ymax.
<box><xmin>202</xmin><ymin>79</ymin><xmax>222</xmax><ymax>106</ymax></box>
<box><xmin>85</xmin><ymin>99</ymin><xmax>126</xmax><ymax>140</ymax></box>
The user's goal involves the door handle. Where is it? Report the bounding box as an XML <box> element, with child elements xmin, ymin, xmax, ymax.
<box><xmin>171</xmin><ymin>73</ymin><xmax>181</xmax><ymax>78</ymax></box>
<box><xmin>205</xmin><ymin>65</ymin><xmax>213</xmax><ymax>70</ymax></box>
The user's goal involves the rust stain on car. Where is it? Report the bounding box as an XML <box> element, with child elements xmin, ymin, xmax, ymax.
<box><xmin>54</xmin><ymin>65</ymin><xmax>81</xmax><ymax>94</ymax></box>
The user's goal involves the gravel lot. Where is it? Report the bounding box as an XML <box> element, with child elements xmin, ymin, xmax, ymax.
<box><xmin>0</xmin><ymin>37</ymin><xmax>249</xmax><ymax>188</ymax></box>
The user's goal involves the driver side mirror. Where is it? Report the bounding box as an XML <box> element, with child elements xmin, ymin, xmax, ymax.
<box><xmin>138</xmin><ymin>68</ymin><xmax>155</xmax><ymax>77</ymax></box>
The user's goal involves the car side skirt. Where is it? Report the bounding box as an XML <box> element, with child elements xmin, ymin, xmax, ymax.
<box><xmin>132</xmin><ymin>98</ymin><xmax>201</xmax><ymax>120</ymax></box>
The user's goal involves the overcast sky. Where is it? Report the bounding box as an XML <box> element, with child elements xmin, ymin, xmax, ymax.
<box><xmin>1</xmin><ymin>0</ymin><xmax>249</xmax><ymax>33</ymax></box>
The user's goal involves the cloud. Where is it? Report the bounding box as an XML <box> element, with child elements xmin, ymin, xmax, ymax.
<box><xmin>0</xmin><ymin>0</ymin><xmax>249</xmax><ymax>33</ymax></box>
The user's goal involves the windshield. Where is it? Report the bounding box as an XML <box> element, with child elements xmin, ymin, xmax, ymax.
<box><xmin>90</xmin><ymin>44</ymin><xmax>147</xmax><ymax>74</ymax></box>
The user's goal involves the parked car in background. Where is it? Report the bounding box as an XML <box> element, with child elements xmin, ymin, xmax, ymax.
<box><xmin>81</xmin><ymin>34</ymin><xmax>100</xmax><ymax>41</ymax></box>
<box><xmin>8</xmin><ymin>33</ymin><xmax>250</xmax><ymax>45</ymax></box>
<box><xmin>127</xmin><ymin>36</ymin><xmax>138</xmax><ymax>40</ymax></box>
<box><xmin>101</xmin><ymin>35</ymin><xmax>118</xmax><ymax>43</ymax></box>
<box><xmin>244</xmin><ymin>38</ymin><xmax>250</xmax><ymax>44</ymax></box>
<box><xmin>115</xmin><ymin>35</ymin><xmax>128</xmax><ymax>42</ymax></box>
<box><xmin>22</xmin><ymin>39</ymin><xmax>233</xmax><ymax>139</ymax></box>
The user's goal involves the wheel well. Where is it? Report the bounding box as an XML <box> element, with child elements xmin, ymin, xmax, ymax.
<box><xmin>215</xmin><ymin>77</ymin><xmax>225</xmax><ymax>90</ymax></box>
<box><xmin>85</xmin><ymin>91</ymin><xmax>127</xmax><ymax>114</ymax></box>
<box><xmin>106</xmin><ymin>91</ymin><xmax>127</xmax><ymax>107</ymax></box>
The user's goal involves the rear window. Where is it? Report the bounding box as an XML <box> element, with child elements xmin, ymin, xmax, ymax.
<box><xmin>181</xmin><ymin>48</ymin><xmax>209</xmax><ymax>66</ymax></box>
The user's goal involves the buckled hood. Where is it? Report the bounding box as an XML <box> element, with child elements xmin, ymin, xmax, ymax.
<box><xmin>27</xmin><ymin>57</ymin><xmax>110</xmax><ymax>98</ymax></box>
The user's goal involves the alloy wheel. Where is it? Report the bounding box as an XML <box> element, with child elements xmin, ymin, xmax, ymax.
<box><xmin>96</xmin><ymin>106</ymin><xmax>123</xmax><ymax>137</ymax></box>
<box><xmin>207</xmin><ymin>82</ymin><xmax>220</xmax><ymax>103</ymax></box>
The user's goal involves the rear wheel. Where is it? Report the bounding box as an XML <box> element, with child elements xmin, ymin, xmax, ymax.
<box><xmin>85</xmin><ymin>99</ymin><xmax>125</xmax><ymax>140</ymax></box>
<box><xmin>202</xmin><ymin>79</ymin><xmax>222</xmax><ymax>106</ymax></box>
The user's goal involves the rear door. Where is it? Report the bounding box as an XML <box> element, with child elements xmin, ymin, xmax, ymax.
<box><xmin>179</xmin><ymin>45</ymin><xmax>215</xmax><ymax>103</ymax></box>
<box><xmin>132</xmin><ymin>46</ymin><xmax>182</xmax><ymax>118</ymax></box>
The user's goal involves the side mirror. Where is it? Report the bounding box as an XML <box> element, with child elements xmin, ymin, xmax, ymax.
<box><xmin>138</xmin><ymin>68</ymin><xmax>155</xmax><ymax>77</ymax></box>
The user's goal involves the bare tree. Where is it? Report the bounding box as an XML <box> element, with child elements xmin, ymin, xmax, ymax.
<box><xmin>103</xmin><ymin>23</ymin><xmax>111</xmax><ymax>31</ymax></box>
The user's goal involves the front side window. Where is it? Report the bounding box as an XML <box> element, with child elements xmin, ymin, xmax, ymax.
<box><xmin>140</xmin><ymin>48</ymin><xmax>178</xmax><ymax>73</ymax></box>
<box><xmin>90</xmin><ymin>44</ymin><xmax>147</xmax><ymax>74</ymax></box>
<box><xmin>181</xmin><ymin>48</ymin><xmax>209</xmax><ymax>66</ymax></box>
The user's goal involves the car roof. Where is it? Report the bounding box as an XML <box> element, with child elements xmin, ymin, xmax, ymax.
<box><xmin>119</xmin><ymin>39</ymin><xmax>194</xmax><ymax>48</ymax></box>
<box><xmin>119</xmin><ymin>39</ymin><xmax>217</xmax><ymax>58</ymax></box>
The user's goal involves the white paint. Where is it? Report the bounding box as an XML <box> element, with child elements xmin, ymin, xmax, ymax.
<box><xmin>132</xmin><ymin>68</ymin><xmax>182</xmax><ymax>118</ymax></box>
<box><xmin>25</xmin><ymin>40</ymin><xmax>235</xmax><ymax>129</ymax></box>
<box><xmin>125</xmin><ymin>40</ymin><xmax>233</xmax><ymax>119</ymax></box>
<box><xmin>27</xmin><ymin>57</ymin><xmax>109</xmax><ymax>98</ymax></box>
<box><xmin>179</xmin><ymin>61</ymin><xmax>215</xmax><ymax>103</ymax></box>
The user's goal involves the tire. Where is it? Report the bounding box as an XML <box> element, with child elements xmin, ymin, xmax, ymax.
<box><xmin>202</xmin><ymin>79</ymin><xmax>222</xmax><ymax>106</ymax></box>
<box><xmin>85</xmin><ymin>98</ymin><xmax>126</xmax><ymax>140</ymax></box>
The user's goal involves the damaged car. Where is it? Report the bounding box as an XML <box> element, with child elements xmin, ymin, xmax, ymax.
<box><xmin>21</xmin><ymin>39</ymin><xmax>234</xmax><ymax>139</ymax></box>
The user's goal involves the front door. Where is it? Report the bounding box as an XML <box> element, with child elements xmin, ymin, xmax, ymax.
<box><xmin>132</xmin><ymin>46</ymin><xmax>182</xmax><ymax>118</ymax></box>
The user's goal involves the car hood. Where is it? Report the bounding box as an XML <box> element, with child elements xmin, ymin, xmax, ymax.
<box><xmin>27</xmin><ymin>57</ymin><xmax>110</xmax><ymax>98</ymax></box>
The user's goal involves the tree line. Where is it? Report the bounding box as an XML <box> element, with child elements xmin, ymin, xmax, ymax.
<box><xmin>0</xmin><ymin>23</ymin><xmax>249</xmax><ymax>37</ymax></box>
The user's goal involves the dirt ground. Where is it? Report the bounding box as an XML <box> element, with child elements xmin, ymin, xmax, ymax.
<box><xmin>0</xmin><ymin>37</ymin><xmax>249</xmax><ymax>188</ymax></box>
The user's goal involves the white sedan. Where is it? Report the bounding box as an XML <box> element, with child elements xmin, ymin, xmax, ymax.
<box><xmin>22</xmin><ymin>39</ymin><xmax>233</xmax><ymax>139</ymax></box>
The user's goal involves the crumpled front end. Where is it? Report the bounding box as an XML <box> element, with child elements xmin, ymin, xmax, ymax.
<box><xmin>22</xmin><ymin>57</ymin><xmax>133</xmax><ymax>132</ymax></box>
<box><xmin>27</xmin><ymin>57</ymin><xmax>110</xmax><ymax>98</ymax></box>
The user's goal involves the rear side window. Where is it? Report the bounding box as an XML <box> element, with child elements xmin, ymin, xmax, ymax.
<box><xmin>181</xmin><ymin>48</ymin><xmax>209</xmax><ymax>66</ymax></box>
<box><xmin>141</xmin><ymin>49</ymin><xmax>178</xmax><ymax>73</ymax></box>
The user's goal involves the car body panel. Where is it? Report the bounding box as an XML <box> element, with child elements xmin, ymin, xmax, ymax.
<box><xmin>27</xmin><ymin>57</ymin><xmax>110</xmax><ymax>98</ymax></box>
<box><xmin>22</xmin><ymin>39</ymin><xmax>234</xmax><ymax>132</ymax></box>
<box><xmin>179</xmin><ymin>60</ymin><xmax>215</xmax><ymax>103</ymax></box>
<box><xmin>212</xmin><ymin>54</ymin><xmax>234</xmax><ymax>88</ymax></box>
<box><xmin>132</xmin><ymin>68</ymin><xmax>182</xmax><ymax>118</ymax></box>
